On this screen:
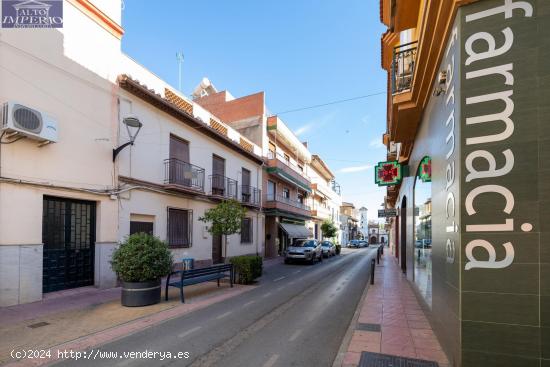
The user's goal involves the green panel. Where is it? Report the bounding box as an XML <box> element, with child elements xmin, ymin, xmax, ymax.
<box><xmin>462</xmin><ymin>292</ymin><xmax>539</xmax><ymax>325</ymax></box>
<box><xmin>462</xmin><ymin>321</ymin><xmax>540</xmax><ymax>358</ymax></box>
<box><xmin>462</xmin><ymin>350</ymin><xmax>540</xmax><ymax>367</ymax></box>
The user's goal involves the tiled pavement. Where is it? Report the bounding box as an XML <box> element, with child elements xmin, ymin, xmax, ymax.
<box><xmin>342</xmin><ymin>252</ymin><xmax>450</xmax><ymax>367</ymax></box>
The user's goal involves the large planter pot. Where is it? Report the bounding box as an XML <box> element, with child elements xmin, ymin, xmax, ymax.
<box><xmin>121</xmin><ymin>279</ymin><xmax>161</xmax><ymax>307</ymax></box>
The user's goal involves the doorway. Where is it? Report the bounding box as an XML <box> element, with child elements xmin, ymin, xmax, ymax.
<box><xmin>400</xmin><ymin>196</ymin><xmax>407</xmax><ymax>274</ymax></box>
<box><xmin>42</xmin><ymin>196</ymin><xmax>96</xmax><ymax>293</ymax></box>
<box><xmin>169</xmin><ymin>135</ymin><xmax>190</xmax><ymax>186</ymax></box>
<box><xmin>212</xmin><ymin>234</ymin><xmax>223</xmax><ymax>264</ymax></box>
<box><xmin>212</xmin><ymin>155</ymin><xmax>226</xmax><ymax>196</ymax></box>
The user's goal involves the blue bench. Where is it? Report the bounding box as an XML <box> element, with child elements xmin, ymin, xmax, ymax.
<box><xmin>165</xmin><ymin>263</ymin><xmax>234</xmax><ymax>303</ymax></box>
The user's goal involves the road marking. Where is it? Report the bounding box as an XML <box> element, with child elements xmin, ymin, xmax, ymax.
<box><xmin>288</xmin><ymin>329</ymin><xmax>302</xmax><ymax>341</ymax></box>
<box><xmin>178</xmin><ymin>326</ymin><xmax>202</xmax><ymax>338</ymax></box>
<box><xmin>243</xmin><ymin>300</ymin><xmax>256</xmax><ymax>307</ymax></box>
<box><xmin>262</xmin><ymin>292</ymin><xmax>272</xmax><ymax>298</ymax></box>
<box><xmin>273</xmin><ymin>276</ymin><xmax>286</xmax><ymax>282</ymax></box>
<box><xmin>216</xmin><ymin>311</ymin><xmax>232</xmax><ymax>320</ymax></box>
<box><xmin>276</xmin><ymin>286</ymin><xmax>284</xmax><ymax>291</ymax></box>
<box><xmin>262</xmin><ymin>354</ymin><xmax>279</xmax><ymax>367</ymax></box>
<box><xmin>293</xmin><ymin>270</ymin><xmax>301</xmax><ymax>274</ymax></box>
<box><xmin>289</xmin><ymin>281</ymin><xmax>295</xmax><ymax>285</ymax></box>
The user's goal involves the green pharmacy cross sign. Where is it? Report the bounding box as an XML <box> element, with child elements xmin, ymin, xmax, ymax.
<box><xmin>419</xmin><ymin>156</ymin><xmax>431</xmax><ymax>183</ymax></box>
<box><xmin>374</xmin><ymin>161</ymin><xmax>402</xmax><ymax>186</ymax></box>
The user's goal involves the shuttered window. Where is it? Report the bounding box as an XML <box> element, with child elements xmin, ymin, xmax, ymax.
<box><xmin>167</xmin><ymin>208</ymin><xmax>193</xmax><ymax>248</ymax></box>
<box><xmin>241</xmin><ymin>217</ymin><xmax>252</xmax><ymax>244</ymax></box>
<box><xmin>130</xmin><ymin>221</ymin><xmax>154</xmax><ymax>236</ymax></box>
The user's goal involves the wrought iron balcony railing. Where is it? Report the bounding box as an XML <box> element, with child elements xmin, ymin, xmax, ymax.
<box><xmin>265</xmin><ymin>193</ymin><xmax>310</xmax><ymax>211</ymax></box>
<box><xmin>240</xmin><ymin>185</ymin><xmax>261</xmax><ymax>206</ymax></box>
<box><xmin>164</xmin><ymin>158</ymin><xmax>205</xmax><ymax>191</ymax></box>
<box><xmin>391</xmin><ymin>41</ymin><xmax>418</xmax><ymax>94</ymax></box>
<box><xmin>209</xmin><ymin>174</ymin><xmax>238</xmax><ymax>199</ymax></box>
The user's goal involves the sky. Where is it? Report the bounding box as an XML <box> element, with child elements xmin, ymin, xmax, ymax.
<box><xmin>121</xmin><ymin>0</ymin><xmax>387</xmax><ymax>220</ymax></box>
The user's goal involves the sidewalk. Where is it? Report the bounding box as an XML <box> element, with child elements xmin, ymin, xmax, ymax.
<box><xmin>339</xmin><ymin>251</ymin><xmax>450</xmax><ymax>367</ymax></box>
<box><xmin>0</xmin><ymin>281</ymin><xmax>253</xmax><ymax>366</ymax></box>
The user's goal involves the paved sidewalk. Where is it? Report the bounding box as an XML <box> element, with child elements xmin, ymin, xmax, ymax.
<box><xmin>340</xmin><ymin>252</ymin><xmax>450</xmax><ymax>367</ymax></box>
<box><xmin>0</xmin><ymin>281</ymin><xmax>253</xmax><ymax>366</ymax></box>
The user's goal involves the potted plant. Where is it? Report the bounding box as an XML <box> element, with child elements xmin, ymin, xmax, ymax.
<box><xmin>111</xmin><ymin>233</ymin><xmax>173</xmax><ymax>307</ymax></box>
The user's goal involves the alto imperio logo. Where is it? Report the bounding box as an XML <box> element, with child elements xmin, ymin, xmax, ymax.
<box><xmin>1</xmin><ymin>0</ymin><xmax>63</xmax><ymax>28</ymax></box>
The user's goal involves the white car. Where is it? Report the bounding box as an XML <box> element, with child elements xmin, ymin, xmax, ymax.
<box><xmin>321</xmin><ymin>241</ymin><xmax>336</xmax><ymax>257</ymax></box>
<box><xmin>284</xmin><ymin>239</ymin><xmax>323</xmax><ymax>264</ymax></box>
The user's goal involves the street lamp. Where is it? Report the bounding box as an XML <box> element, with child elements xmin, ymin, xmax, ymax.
<box><xmin>112</xmin><ymin>116</ymin><xmax>143</xmax><ymax>162</ymax></box>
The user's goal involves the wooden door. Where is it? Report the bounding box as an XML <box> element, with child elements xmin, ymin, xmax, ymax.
<box><xmin>242</xmin><ymin>168</ymin><xmax>251</xmax><ymax>202</ymax></box>
<box><xmin>169</xmin><ymin>135</ymin><xmax>190</xmax><ymax>186</ymax></box>
<box><xmin>212</xmin><ymin>155</ymin><xmax>225</xmax><ymax>195</ymax></box>
<box><xmin>212</xmin><ymin>234</ymin><xmax>223</xmax><ymax>264</ymax></box>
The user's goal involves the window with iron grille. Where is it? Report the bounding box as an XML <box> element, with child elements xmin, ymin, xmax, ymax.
<box><xmin>241</xmin><ymin>217</ymin><xmax>252</xmax><ymax>244</ymax></box>
<box><xmin>130</xmin><ymin>221</ymin><xmax>154</xmax><ymax>236</ymax></box>
<box><xmin>167</xmin><ymin>208</ymin><xmax>193</xmax><ymax>248</ymax></box>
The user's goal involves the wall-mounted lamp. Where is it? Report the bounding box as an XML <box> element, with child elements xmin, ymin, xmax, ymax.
<box><xmin>113</xmin><ymin>116</ymin><xmax>142</xmax><ymax>162</ymax></box>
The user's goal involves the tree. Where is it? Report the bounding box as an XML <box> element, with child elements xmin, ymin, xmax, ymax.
<box><xmin>321</xmin><ymin>220</ymin><xmax>338</xmax><ymax>240</ymax></box>
<box><xmin>199</xmin><ymin>199</ymin><xmax>246</xmax><ymax>262</ymax></box>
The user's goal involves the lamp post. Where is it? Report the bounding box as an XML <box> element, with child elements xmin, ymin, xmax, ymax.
<box><xmin>113</xmin><ymin>116</ymin><xmax>142</xmax><ymax>162</ymax></box>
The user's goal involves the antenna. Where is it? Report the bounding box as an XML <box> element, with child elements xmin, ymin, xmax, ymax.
<box><xmin>176</xmin><ymin>52</ymin><xmax>184</xmax><ymax>92</ymax></box>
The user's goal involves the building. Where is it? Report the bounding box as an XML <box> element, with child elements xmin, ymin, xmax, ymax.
<box><xmin>378</xmin><ymin>0</ymin><xmax>548</xmax><ymax>365</ymax></box>
<box><xmin>340</xmin><ymin>202</ymin><xmax>359</xmax><ymax>245</ymax></box>
<box><xmin>367</xmin><ymin>221</ymin><xmax>388</xmax><ymax>245</ymax></box>
<box><xmin>0</xmin><ymin>0</ymin><xmax>264</xmax><ymax>306</ymax></box>
<box><xmin>307</xmin><ymin>154</ymin><xmax>342</xmax><ymax>241</ymax></box>
<box><xmin>193</xmin><ymin>84</ymin><xmax>313</xmax><ymax>257</ymax></box>
<box><xmin>358</xmin><ymin>207</ymin><xmax>369</xmax><ymax>237</ymax></box>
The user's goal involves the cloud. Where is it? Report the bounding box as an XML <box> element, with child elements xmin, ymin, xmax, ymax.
<box><xmin>369</xmin><ymin>138</ymin><xmax>384</xmax><ymax>149</ymax></box>
<box><xmin>340</xmin><ymin>164</ymin><xmax>373</xmax><ymax>173</ymax></box>
<box><xmin>294</xmin><ymin>123</ymin><xmax>313</xmax><ymax>136</ymax></box>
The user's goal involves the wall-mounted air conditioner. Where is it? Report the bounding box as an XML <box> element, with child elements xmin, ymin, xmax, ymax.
<box><xmin>1</xmin><ymin>102</ymin><xmax>58</xmax><ymax>143</ymax></box>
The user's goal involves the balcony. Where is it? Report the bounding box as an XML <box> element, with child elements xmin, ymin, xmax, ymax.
<box><xmin>311</xmin><ymin>205</ymin><xmax>331</xmax><ymax>220</ymax></box>
<box><xmin>164</xmin><ymin>158</ymin><xmax>205</xmax><ymax>192</ymax></box>
<box><xmin>392</xmin><ymin>41</ymin><xmax>418</xmax><ymax>94</ymax></box>
<box><xmin>331</xmin><ymin>181</ymin><xmax>341</xmax><ymax>195</ymax></box>
<box><xmin>240</xmin><ymin>185</ymin><xmax>261</xmax><ymax>207</ymax></box>
<box><xmin>209</xmin><ymin>174</ymin><xmax>238</xmax><ymax>199</ymax></box>
<box><xmin>264</xmin><ymin>193</ymin><xmax>311</xmax><ymax>218</ymax></box>
<box><xmin>266</xmin><ymin>151</ymin><xmax>311</xmax><ymax>192</ymax></box>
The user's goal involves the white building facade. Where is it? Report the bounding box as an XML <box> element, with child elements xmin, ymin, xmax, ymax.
<box><xmin>0</xmin><ymin>0</ymin><xmax>263</xmax><ymax>306</ymax></box>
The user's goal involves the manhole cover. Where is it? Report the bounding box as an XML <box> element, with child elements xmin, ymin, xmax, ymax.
<box><xmin>356</xmin><ymin>323</ymin><xmax>381</xmax><ymax>332</ymax></box>
<box><xmin>27</xmin><ymin>321</ymin><xmax>50</xmax><ymax>329</ymax></box>
<box><xmin>359</xmin><ymin>352</ymin><xmax>439</xmax><ymax>367</ymax></box>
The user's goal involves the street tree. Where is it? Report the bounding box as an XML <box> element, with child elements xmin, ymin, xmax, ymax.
<box><xmin>321</xmin><ymin>220</ymin><xmax>338</xmax><ymax>240</ymax></box>
<box><xmin>199</xmin><ymin>199</ymin><xmax>246</xmax><ymax>261</ymax></box>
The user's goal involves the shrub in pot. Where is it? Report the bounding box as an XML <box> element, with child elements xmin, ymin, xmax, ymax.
<box><xmin>229</xmin><ymin>255</ymin><xmax>263</xmax><ymax>284</ymax></box>
<box><xmin>111</xmin><ymin>233</ymin><xmax>173</xmax><ymax>307</ymax></box>
<box><xmin>335</xmin><ymin>244</ymin><xmax>341</xmax><ymax>255</ymax></box>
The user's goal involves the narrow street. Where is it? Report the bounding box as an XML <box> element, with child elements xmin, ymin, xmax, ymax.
<box><xmin>55</xmin><ymin>248</ymin><xmax>375</xmax><ymax>367</ymax></box>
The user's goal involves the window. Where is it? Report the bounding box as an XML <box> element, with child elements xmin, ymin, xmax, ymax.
<box><xmin>268</xmin><ymin>142</ymin><xmax>276</xmax><ymax>159</ymax></box>
<box><xmin>297</xmin><ymin>193</ymin><xmax>304</xmax><ymax>204</ymax></box>
<box><xmin>267</xmin><ymin>180</ymin><xmax>276</xmax><ymax>201</ymax></box>
<box><xmin>298</xmin><ymin>164</ymin><xmax>304</xmax><ymax>172</ymax></box>
<box><xmin>283</xmin><ymin>188</ymin><xmax>290</xmax><ymax>199</ymax></box>
<box><xmin>284</xmin><ymin>153</ymin><xmax>290</xmax><ymax>165</ymax></box>
<box><xmin>241</xmin><ymin>218</ymin><xmax>252</xmax><ymax>243</ymax></box>
<box><xmin>167</xmin><ymin>208</ymin><xmax>192</xmax><ymax>248</ymax></box>
<box><xmin>414</xmin><ymin>156</ymin><xmax>432</xmax><ymax>307</ymax></box>
<box><xmin>130</xmin><ymin>221</ymin><xmax>153</xmax><ymax>236</ymax></box>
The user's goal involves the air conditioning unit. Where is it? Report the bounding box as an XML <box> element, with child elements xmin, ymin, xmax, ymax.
<box><xmin>1</xmin><ymin>102</ymin><xmax>58</xmax><ymax>143</ymax></box>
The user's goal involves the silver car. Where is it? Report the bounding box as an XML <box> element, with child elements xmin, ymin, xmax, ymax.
<box><xmin>284</xmin><ymin>239</ymin><xmax>323</xmax><ymax>264</ymax></box>
<box><xmin>321</xmin><ymin>241</ymin><xmax>336</xmax><ymax>257</ymax></box>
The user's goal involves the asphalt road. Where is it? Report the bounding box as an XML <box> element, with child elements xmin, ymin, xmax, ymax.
<box><xmin>56</xmin><ymin>247</ymin><xmax>376</xmax><ymax>367</ymax></box>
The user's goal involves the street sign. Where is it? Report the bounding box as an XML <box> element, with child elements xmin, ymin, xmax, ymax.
<box><xmin>378</xmin><ymin>209</ymin><xmax>397</xmax><ymax>218</ymax></box>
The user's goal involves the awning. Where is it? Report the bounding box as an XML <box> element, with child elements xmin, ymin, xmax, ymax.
<box><xmin>279</xmin><ymin>223</ymin><xmax>312</xmax><ymax>239</ymax></box>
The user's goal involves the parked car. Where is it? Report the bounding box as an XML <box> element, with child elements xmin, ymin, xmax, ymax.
<box><xmin>285</xmin><ymin>239</ymin><xmax>323</xmax><ymax>264</ymax></box>
<box><xmin>348</xmin><ymin>240</ymin><xmax>361</xmax><ymax>248</ymax></box>
<box><xmin>321</xmin><ymin>241</ymin><xmax>336</xmax><ymax>257</ymax></box>
<box><xmin>359</xmin><ymin>240</ymin><xmax>369</xmax><ymax>248</ymax></box>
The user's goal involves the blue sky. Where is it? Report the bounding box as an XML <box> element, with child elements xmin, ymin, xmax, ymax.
<box><xmin>121</xmin><ymin>1</ymin><xmax>387</xmax><ymax>220</ymax></box>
